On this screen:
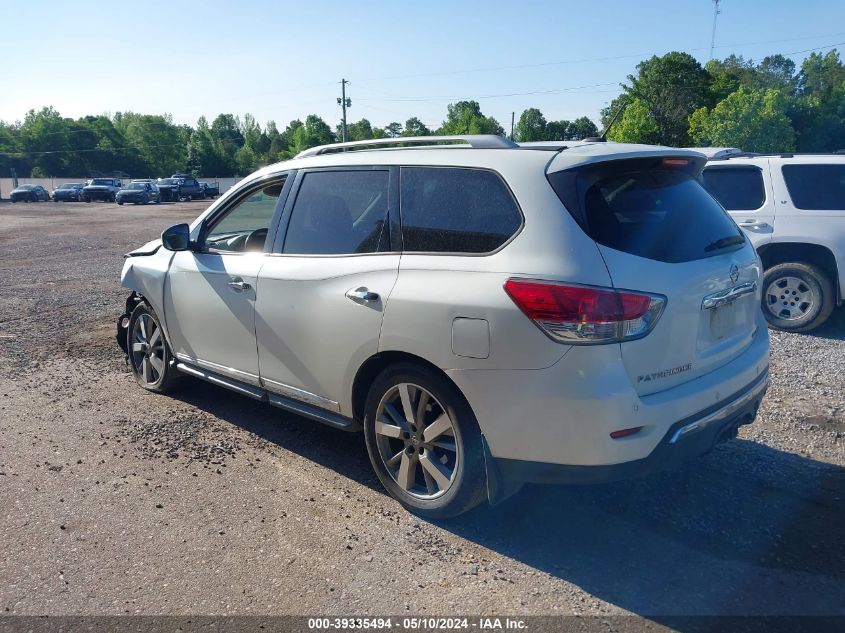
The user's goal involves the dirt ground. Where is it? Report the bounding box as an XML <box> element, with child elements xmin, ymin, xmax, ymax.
<box><xmin>0</xmin><ymin>200</ymin><xmax>843</xmax><ymax>620</ymax></box>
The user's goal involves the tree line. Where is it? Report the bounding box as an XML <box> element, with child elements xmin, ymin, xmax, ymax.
<box><xmin>2</xmin><ymin>48</ymin><xmax>843</xmax><ymax>178</ymax></box>
<box><xmin>604</xmin><ymin>49</ymin><xmax>845</xmax><ymax>152</ymax></box>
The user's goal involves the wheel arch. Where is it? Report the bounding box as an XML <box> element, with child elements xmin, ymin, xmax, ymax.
<box><xmin>350</xmin><ymin>350</ymin><xmax>518</xmax><ymax>506</ymax></box>
<box><xmin>757</xmin><ymin>241</ymin><xmax>841</xmax><ymax>304</ymax></box>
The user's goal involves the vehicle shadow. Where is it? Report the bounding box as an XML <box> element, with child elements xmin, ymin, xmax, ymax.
<box><xmin>169</xmin><ymin>379</ymin><xmax>845</xmax><ymax>618</ymax></box>
<box><xmin>804</xmin><ymin>305</ymin><xmax>845</xmax><ymax>341</ymax></box>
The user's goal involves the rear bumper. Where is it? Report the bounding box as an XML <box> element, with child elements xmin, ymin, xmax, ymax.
<box><xmin>491</xmin><ymin>368</ymin><xmax>768</xmax><ymax>485</ymax></box>
<box><xmin>447</xmin><ymin>319</ymin><xmax>769</xmax><ymax>469</ymax></box>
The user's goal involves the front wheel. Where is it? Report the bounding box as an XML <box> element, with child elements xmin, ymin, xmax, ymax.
<box><xmin>126</xmin><ymin>303</ymin><xmax>181</xmax><ymax>393</ymax></box>
<box><xmin>363</xmin><ymin>363</ymin><xmax>487</xmax><ymax>518</ymax></box>
<box><xmin>762</xmin><ymin>262</ymin><xmax>835</xmax><ymax>332</ymax></box>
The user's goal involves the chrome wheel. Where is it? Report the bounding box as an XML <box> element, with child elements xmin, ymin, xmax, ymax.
<box><xmin>130</xmin><ymin>313</ymin><xmax>165</xmax><ymax>385</ymax></box>
<box><xmin>765</xmin><ymin>276</ymin><xmax>815</xmax><ymax>321</ymax></box>
<box><xmin>374</xmin><ymin>383</ymin><xmax>458</xmax><ymax>499</ymax></box>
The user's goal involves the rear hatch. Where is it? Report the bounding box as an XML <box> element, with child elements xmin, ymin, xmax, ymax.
<box><xmin>548</xmin><ymin>154</ymin><xmax>762</xmax><ymax>396</ymax></box>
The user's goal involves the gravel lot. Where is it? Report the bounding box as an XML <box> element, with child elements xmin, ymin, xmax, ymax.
<box><xmin>0</xmin><ymin>200</ymin><xmax>843</xmax><ymax>619</ymax></box>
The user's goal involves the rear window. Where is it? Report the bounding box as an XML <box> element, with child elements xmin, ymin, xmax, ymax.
<box><xmin>782</xmin><ymin>164</ymin><xmax>845</xmax><ymax>210</ymax></box>
<box><xmin>549</xmin><ymin>161</ymin><xmax>745</xmax><ymax>263</ymax></box>
<box><xmin>701</xmin><ymin>166</ymin><xmax>766</xmax><ymax>210</ymax></box>
<box><xmin>399</xmin><ymin>167</ymin><xmax>522</xmax><ymax>254</ymax></box>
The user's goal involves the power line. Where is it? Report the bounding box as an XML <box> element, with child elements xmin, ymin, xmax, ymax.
<box><xmin>356</xmin><ymin>33</ymin><xmax>845</xmax><ymax>83</ymax></box>
<box><xmin>354</xmin><ymin>82</ymin><xmax>619</xmax><ymax>103</ymax></box>
<box><xmin>0</xmin><ymin>142</ymin><xmax>185</xmax><ymax>157</ymax></box>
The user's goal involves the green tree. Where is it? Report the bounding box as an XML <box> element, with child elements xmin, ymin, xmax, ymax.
<box><xmin>623</xmin><ymin>52</ymin><xmax>711</xmax><ymax>146</ymax></box>
<box><xmin>280</xmin><ymin>119</ymin><xmax>303</xmax><ymax>149</ymax></box>
<box><xmin>345</xmin><ymin>118</ymin><xmax>374</xmax><ymax>141</ymax></box>
<box><xmin>384</xmin><ymin>122</ymin><xmax>402</xmax><ymax>138</ymax></box>
<box><xmin>187</xmin><ymin>116</ymin><xmax>230</xmax><ymax>176</ymax></box>
<box><xmin>607</xmin><ymin>98</ymin><xmax>661</xmax><ymax>144</ymax></box>
<box><xmin>402</xmin><ymin>117</ymin><xmax>431</xmax><ymax>136</ymax></box>
<box><xmin>689</xmin><ymin>87</ymin><xmax>796</xmax><ymax>152</ymax></box>
<box><xmin>20</xmin><ymin>106</ymin><xmax>69</xmax><ymax>176</ymax></box>
<box><xmin>798</xmin><ymin>50</ymin><xmax>845</xmax><ymax>96</ymax></box>
<box><xmin>438</xmin><ymin>101</ymin><xmax>504</xmax><ymax>136</ymax></box>
<box><xmin>210</xmin><ymin>114</ymin><xmax>244</xmax><ymax>169</ymax></box>
<box><xmin>514</xmin><ymin>108</ymin><xmax>546</xmax><ymax>142</ymax></box>
<box><xmin>114</xmin><ymin>112</ymin><xmax>187</xmax><ymax>176</ymax></box>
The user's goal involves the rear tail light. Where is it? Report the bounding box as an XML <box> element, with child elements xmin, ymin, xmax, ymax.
<box><xmin>503</xmin><ymin>279</ymin><xmax>666</xmax><ymax>345</ymax></box>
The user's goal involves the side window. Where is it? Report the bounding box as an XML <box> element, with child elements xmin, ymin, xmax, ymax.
<box><xmin>701</xmin><ymin>167</ymin><xmax>765</xmax><ymax>211</ymax></box>
<box><xmin>782</xmin><ymin>164</ymin><xmax>845</xmax><ymax>210</ymax></box>
<box><xmin>400</xmin><ymin>167</ymin><xmax>522</xmax><ymax>254</ymax></box>
<box><xmin>204</xmin><ymin>177</ymin><xmax>286</xmax><ymax>253</ymax></box>
<box><xmin>282</xmin><ymin>170</ymin><xmax>389</xmax><ymax>255</ymax></box>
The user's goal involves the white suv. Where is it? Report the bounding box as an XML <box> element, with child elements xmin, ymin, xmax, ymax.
<box><xmin>117</xmin><ymin>136</ymin><xmax>770</xmax><ymax>517</ymax></box>
<box><xmin>700</xmin><ymin>148</ymin><xmax>844</xmax><ymax>332</ymax></box>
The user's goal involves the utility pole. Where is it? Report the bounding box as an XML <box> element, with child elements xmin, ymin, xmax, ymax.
<box><xmin>710</xmin><ymin>0</ymin><xmax>721</xmax><ymax>60</ymax></box>
<box><xmin>337</xmin><ymin>79</ymin><xmax>351</xmax><ymax>142</ymax></box>
<box><xmin>510</xmin><ymin>112</ymin><xmax>515</xmax><ymax>140</ymax></box>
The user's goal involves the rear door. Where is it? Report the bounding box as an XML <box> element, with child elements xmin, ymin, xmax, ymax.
<box><xmin>549</xmin><ymin>158</ymin><xmax>762</xmax><ymax>396</ymax></box>
<box><xmin>701</xmin><ymin>161</ymin><xmax>775</xmax><ymax>248</ymax></box>
<box><xmin>255</xmin><ymin>167</ymin><xmax>398</xmax><ymax>414</ymax></box>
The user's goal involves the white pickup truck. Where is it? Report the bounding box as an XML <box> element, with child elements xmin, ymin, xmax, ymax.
<box><xmin>698</xmin><ymin>148</ymin><xmax>844</xmax><ymax>332</ymax></box>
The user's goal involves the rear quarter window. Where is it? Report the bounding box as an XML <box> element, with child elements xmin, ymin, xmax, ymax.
<box><xmin>701</xmin><ymin>166</ymin><xmax>766</xmax><ymax>210</ymax></box>
<box><xmin>549</xmin><ymin>159</ymin><xmax>745</xmax><ymax>263</ymax></box>
<box><xmin>782</xmin><ymin>164</ymin><xmax>845</xmax><ymax>210</ymax></box>
<box><xmin>399</xmin><ymin>167</ymin><xmax>522</xmax><ymax>254</ymax></box>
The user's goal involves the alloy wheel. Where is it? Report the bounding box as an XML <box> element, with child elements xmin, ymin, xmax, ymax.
<box><xmin>374</xmin><ymin>383</ymin><xmax>459</xmax><ymax>499</ymax></box>
<box><xmin>130</xmin><ymin>313</ymin><xmax>166</xmax><ymax>385</ymax></box>
<box><xmin>765</xmin><ymin>276</ymin><xmax>815</xmax><ymax>321</ymax></box>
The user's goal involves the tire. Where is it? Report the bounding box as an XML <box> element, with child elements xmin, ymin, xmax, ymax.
<box><xmin>762</xmin><ymin>262</ymin><xmax>835</xmax><ymax>332</ymax></box>
<box><xmin>117</xmin><ymin>201</ymin><xmax>124</xmax><ymax>205</ymax></box>
<box><xmin>84</xmin><ymin>197</ymin><xmax>90</xmax><ymax>203</ymax></box>
<box><xmin>126</xmin><ymin>303</ymin><xmax>181</xmax><ymax>393</ymax></box>
<box><xmin>363</xmin><ymin>363</ymin><xmax>487</xmax><ymax>518</ymax></box>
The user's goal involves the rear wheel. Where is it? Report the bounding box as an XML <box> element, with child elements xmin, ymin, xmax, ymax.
<box><xmin>762</xmin><ymin>262</ymin><xmax>834</xmax><ymax>332</ymax></box>
<box><xmin>363</xmin><ymin>363</ymin><xmax>487</xmax><ymax>518</ymax></box>
<box><xmin>127</xmin><ymin>303</ymin><xmax>180</xmax><ymax>393</ymax></box>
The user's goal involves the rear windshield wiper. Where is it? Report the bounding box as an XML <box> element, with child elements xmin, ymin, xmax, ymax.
<box><xmin>704</xmin><ymin>235</ymin><xmax>745</xmax><ymax>252</ymax></box>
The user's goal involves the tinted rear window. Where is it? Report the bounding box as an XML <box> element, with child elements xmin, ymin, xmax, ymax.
<box><xmin>549</xmin><ymin>163</ymin><xmax>744</xmax><ymax>263</ymax></box>
<box><xmin>782</xmin><ymin>164</ymin><xmax>845</xmax><ymax>210</ymax></box>
<box><xmin>701</xmin><ymin>166</ymin><xmax>766</xmax><ymax>210</ymax></box>
<box><xmin>399</xmin><ymin>167</ymin><xmax>522</xmax><ymax>253</ymax></box>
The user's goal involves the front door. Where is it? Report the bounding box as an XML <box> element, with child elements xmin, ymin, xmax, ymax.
<box><xmin>255</xmin><ymin>167</ymin><xmax>398</xmax><ymax>414</ymax></box>
<box><xmin>163</xmin><ymin>177</ymin><xmax>287</xmax><ymax>385</ymax></box>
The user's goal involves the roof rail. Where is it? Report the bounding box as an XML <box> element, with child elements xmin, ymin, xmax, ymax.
<box><xmin>295</xmin><ymin>135</ymin><xmax>517</xmax><ymax>158</ymax></box>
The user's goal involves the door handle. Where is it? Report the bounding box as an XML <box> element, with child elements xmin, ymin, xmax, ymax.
<box><xmin>739</xmin><ymin>220</ymin><xmax>769</xmax><ymax>229</ymax></box>
<box><xmin>345</xmin><ymin>287</ymin><xmax>380</xmax><ymax>303</ymax></box>
<box><xmin>227</xmin><ymin>277</ymin><xmax>252</xmax><ymax>292</ymax></box>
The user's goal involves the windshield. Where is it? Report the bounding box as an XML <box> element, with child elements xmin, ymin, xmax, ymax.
<box><xmin>158</xmin><ymin>178</ymin><xmax>176</xmax><ymax>185</ymax></box>
<box><xmin>17</xmin><ymin>185</ymin><xmax>34</xmax><ymax>190</ymax></box>
<box><xmin>126</xmin><ymin>183</ymin><xmax>145</xmax><ymax>190</ymax></box>
<box><xmin>59</xmin><ymin>183</ymin><xmax>80</xmax><ymax>189</ymax></box>
<box><xmin>90</xmin><ymin>179</ymin><xmax>112</xmax><ymax>186</ymax></box>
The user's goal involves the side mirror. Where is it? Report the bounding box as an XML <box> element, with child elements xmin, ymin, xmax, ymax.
<box><xmin>161</xmin><ymin>223</ymin><xmax>191</xmax><ymax>251</ymax></box>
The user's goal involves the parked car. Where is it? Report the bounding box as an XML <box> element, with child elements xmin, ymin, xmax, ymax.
<box><xmin>199</xmin><ymin>181</ymin><xmax>220</xmax><ymax>198</ymax></box>
<box><xmin>81</xmin><ymin>178</ymin><xmax>122</xmax><ymax>202</ymax></box>
<box><xmin>698</xmin><ymin>148</ymin><xmax>844</xmax><ymax>332</ymax></box>
<box><xmin>156</xmin><ymin>174</ymin><xmax>203</xmax><ymax>201</ymax></box>
<box><xmin>51</xmin><ymin>183</ymin><xmax>85</xmax><ymax>202</ymax></box>
<box><xmin>117</xmin><ymin>136</ymin><xmax>770</xmax><ymax>518</ymax></box>
<box><xmin>116</xmin><ymin>181</ymin><xmax>161</xmax><ymax>205</ymax></box>
<box><xmin>10</xmin><ymin>184</ymin><xmax>50</xmax><ymax>202</ymax></box>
